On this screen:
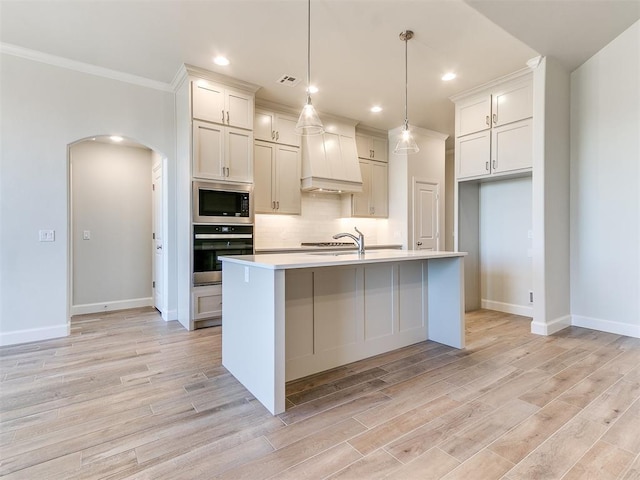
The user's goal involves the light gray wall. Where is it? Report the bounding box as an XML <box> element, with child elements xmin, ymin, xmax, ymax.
<box><xmin>480</xmin><ymin>177</ymin><xmax>533</xmax><ymax>315</ymax></box>
<box><xmin>570</xmin><ymin>21</ymin><xmax>640</xmax><ymax>337</ymax></box>
<box><xmin>71</xmin><ymin>141</ymin><xmax>152</xmax><ymax>311</ymax></box>
<box><xmin>0</xmin><ymin>53</ymin><xmax>176</xmax><ymax>345</ymax></box>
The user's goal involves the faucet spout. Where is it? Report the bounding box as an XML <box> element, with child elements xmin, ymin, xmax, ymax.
<box><xmin>333</xmin><ymin>227</ymin><xmax>365</xmax><ymax>254</ymax></box>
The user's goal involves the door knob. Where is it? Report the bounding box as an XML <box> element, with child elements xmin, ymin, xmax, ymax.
<box><xmin>156</xmin><ymin>244</ymin><xmax>163</xmax><ymax>250</ymax></box>
<box><xmin>417</xmin><ymin>241</ymin><xmax>423</xmax><ymax>246</ymax></box>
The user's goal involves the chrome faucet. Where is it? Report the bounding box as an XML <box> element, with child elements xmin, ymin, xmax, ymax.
<box><xmin>333</xmin><ymin>227</ymin><xmax>365</xmax><ymax>254</ymax></box>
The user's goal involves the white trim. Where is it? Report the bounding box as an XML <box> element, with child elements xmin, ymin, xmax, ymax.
<box><xmin>0</xmin><ymin>43</ymin><xmax>173</xmax><ymax>92</ymax></box>
<box><xmin>530</xmin><ymin>314</ymin><xmax>571</xmax><ymax>335</ymax></box>
<box><xmin>572</xmin><ymin>315</ymin><xmax>640</xmax><ymax>339</ymax></box>
<box><xmin>481</xmin><ymin>299</ymin><xmax>532</xmax><ymax>318</ymax></box>
<box><xmin>71</xmin><ymin>297</ymin><xmax>153</xmax><ymax>316</ymax></box>
<box><xmin>449</xmin><ymin>67</ymin><xmax>532</xmax><ymax>102</ymax></box>
<box><xmin>0</xmin><ymin>324</ymin><xmax>69</xmax><ymax>347</ymax></box>
<box><xmin>165</xmin><ymin>309</ymin><xmax>178</xmax><ymax>322</ymax></box>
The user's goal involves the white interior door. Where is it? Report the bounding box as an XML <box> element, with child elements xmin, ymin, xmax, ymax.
<box><xmin>152</xmin><ymin>161</ymin><xmax>164</xmax><ymax>314</ymax></box>
<box><xmin>413</xmin><ymin>180</ymin><xmax>440</xmax><ymax>251</ymax></box>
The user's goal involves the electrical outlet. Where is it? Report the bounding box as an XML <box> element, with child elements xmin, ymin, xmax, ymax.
<box><xmin>39</xmin><ymin>229</ymin><xmax>55</xmax><ymax>242</ymax></box>
<box><xmin>83</xmin><ymin>230</ymin><xmax>91</xmax><ymax>240</ymax></box>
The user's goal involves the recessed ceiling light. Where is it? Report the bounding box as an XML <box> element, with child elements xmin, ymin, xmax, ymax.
<box><xmin>213</xmin><ymin>56</ymin><xmax>230</xmax><ymax>66</ymax></box>
<box><xmin>307</xmin><ymin>85</ymin><xmax>318</xmax><ymax>94</ymax></box>
<box><xmin>110</xmin><ymin>136</ymin><xmax>123</xmax><ymax>142</ymax></box>
<box><xmin>370</xmin><ymin>106</ymin><xmax>382</xmax><ymax>113</ymax></box>
<box><xmin>442</xmin><ymin>72</ymin><xmax>456</xmax><ymax>81</ymax></box>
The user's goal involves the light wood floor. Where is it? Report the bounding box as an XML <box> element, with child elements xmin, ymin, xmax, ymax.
<box><xmin>1</xmin><ymin>308</ymin><xmax>639</xmax><ymax>479</ymax></box>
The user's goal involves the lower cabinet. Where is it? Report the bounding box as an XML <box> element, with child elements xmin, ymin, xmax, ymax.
<box><xmin>254</xmin><ymin>140</ymin><xmax>301</xmax><ymax>214</ymax></box>
<box><xmin>192</xmin><ymin>284</ymin><xmax>222</xmax><ymax>320</ymax></box>
<box><xmin>346</xmin><ymin>160</ymin><xmax>388</xmax><ymax>218</ymax></box>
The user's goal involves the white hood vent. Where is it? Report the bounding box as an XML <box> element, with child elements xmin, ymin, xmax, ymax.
<box><xmin>300</xmin><ymin>118</ymin><xmax>363</xmax><ymax>193</ymax></box>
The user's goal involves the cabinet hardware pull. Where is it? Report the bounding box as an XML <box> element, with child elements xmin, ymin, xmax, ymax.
<box><xmin>492</xmin><ymin>160</ymin><xmax>497</xmax><ymax>170</ymax></box>
<box><xmin>492</xmin><ymin>113</ymin><xmax>497</xmax><ymax>124</ymax></box>
<box><xmin>272</xmin><ymin>201</ymin><xmax>276</xmax><ymax>209</ymax></box>
<box><xmin>276</xmin><ymin>201</ymin><xmax>280</xmax><ymax>209</ymax></box>
<box><xmin>272</xmin><ymin>131</ymin><xmax>275</xmax><ymax>140</ymax></box>
<box><xmin>486</xmin><ymin>161</ymin><xmax>489</xmax><ymax>171</ymax></box>
<box><xmin>222</xmin><ymin>110</ymin><xmax>225</xmax><ymax>123</ymax></box>
<box><xmin>226</xmin><ymin>111</ymin><xmax>230</xmax><ymax>124</ymax></box>
<box><xmin>485</xmin><ymin>115</ymin><xmax>490</xmax><ymax>126</ymax></box>
<box><xmin>371</xmin><ymin>150</ymin><xmax>374</xmax><ymax>158</ymax></box>
<box><xmin>225</xmin><ymin>167</ymin><xmax>230</xmax><ymax>177</ymax></box>
<box><xmin>276</xmin><ymin>132</ymin><xmax>279</xmax><ymax>141</ymax></box>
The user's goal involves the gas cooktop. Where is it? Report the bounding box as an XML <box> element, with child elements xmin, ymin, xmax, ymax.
<box><xmin>301</xmin><ymin>242</ymin><xmax>355</xmax><ymax>247</ymax></box>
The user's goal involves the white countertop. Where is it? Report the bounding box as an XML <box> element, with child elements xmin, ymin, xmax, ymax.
<box><xmin>220</xmin><ymin>249</ymin><xmax>466</xmax><ymax>270</ymax></box>
<box><xmin>255</xmin><ymin>244</ymin><xmax>402</xmax><ymax>254</ymax></box>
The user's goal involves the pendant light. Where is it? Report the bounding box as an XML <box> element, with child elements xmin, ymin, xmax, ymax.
<box><xmin>295</xmin><ymin>0</ymin><xmax>324</xmax><ymax>136</ymax></box>
<box><xmin>394</xmin><ymin>30</ymin><xmax>419</xmax><ymax>154</ymax></box>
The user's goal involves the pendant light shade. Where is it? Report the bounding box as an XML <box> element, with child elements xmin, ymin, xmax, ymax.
<box><xmin>295</xmin><ymin>0</ymin><xmax>324</xmax><ymax>136</ymax></box>
<box><xmin>394</xmin><ymin>30</ymin><xmax>419</xmax><ymax>154</ymax></box>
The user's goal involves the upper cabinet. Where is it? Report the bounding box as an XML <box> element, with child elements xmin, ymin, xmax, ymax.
<box><xmin>356</xmin><ymin>133</ymin><xmax>388</xmax><ymax>163</ymax></box>
<box><xmin>453</xmin><ymin>73</ymin><xmax>533</xmax><ymax>181</ymax></box>
<box><xmin>254</xmin><ymin>109</ymin><xmax>300</xmax><ymax>147</ymax></box>
<box><xmin>254</xmin><ymin>141</ymin><xmax>301</xmax><ymax>215</ymax></box>
<box><xmin>192</xmin><ymin>80</ymin><xmax>254</xmax><ymax>130</ymax></box>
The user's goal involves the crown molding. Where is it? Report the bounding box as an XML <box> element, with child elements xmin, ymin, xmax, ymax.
<box><xmin>0</xmin><ymin>43</ymin><xmax>173</xmax><ymax>92</ymax></box>
<box><xmin>449</xmin><ymin>66</ymin><xmax>533</xmax><ymax>103</ymax></box>
<box><xmin>183</xmin><ymin>64</ymin><xmax>261</xmax><ymax>94</ymax></box>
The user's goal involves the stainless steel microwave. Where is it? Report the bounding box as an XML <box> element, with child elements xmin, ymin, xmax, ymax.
<box><xmin>193</xmin><ymin>181</ymin><xmax>253</xmax><ymax>224</ymax></box>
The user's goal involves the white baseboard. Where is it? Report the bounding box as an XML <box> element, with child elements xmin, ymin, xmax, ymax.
<box><xmin>572</xmin><ymin>315</ymin><xmax>640</xmax><ymax>339</ymax></box>
<box><xmin>481</xmin><ymin>299</ymin><xmax>533</xmax><ymax>318</ymax></box>
<box><xmin>530</xmin><ymin>314</ymin><xmax>572</xmax><ymax>335</ymax></box>
<box><xmin>0</xmin><ymin>323</ymin><xmax>69</xmax><ymax>347</ymax></box>
<box><xmin>71</xmin><ymin>297</ymin><xmax>153</xmax><ymax>316</ymax></box>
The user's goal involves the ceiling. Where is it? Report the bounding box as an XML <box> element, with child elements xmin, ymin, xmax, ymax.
<box><xmin>1</xmin><ymin>1</ymin><xmax>638</xmax><ymax>143</ymax></box>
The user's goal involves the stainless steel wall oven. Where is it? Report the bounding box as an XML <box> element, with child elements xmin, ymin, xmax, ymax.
<box><xmin>193</xmin><ymin>224</ymin><xmax>254</xmax><ymax>285</ymax></box>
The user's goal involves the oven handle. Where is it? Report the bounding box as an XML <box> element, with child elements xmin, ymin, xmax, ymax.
<box><xmin>194</xmin><ymin>234</ymin><xmax>253</xmax><ymax>240</ymax></box>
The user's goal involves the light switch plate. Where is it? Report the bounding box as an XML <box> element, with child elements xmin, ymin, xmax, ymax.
<box><xmin>39</xmin><ymin>229</ymin><xmax>55</xmax><ymax>242</ymax></box>
<box><xmin>83</xmin><ymin>230</ymin><xmax>91</xmax><ymax>240</ymax></box>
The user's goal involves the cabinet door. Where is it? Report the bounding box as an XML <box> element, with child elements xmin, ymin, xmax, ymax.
<box><xmin>192</xmin><ymin>81</ymin><xmax>226</xmax><ymax>125</ymax></box>
<box><xmin>275</xmin><ymin>114</ymin><xmax>300</xmax><ymax>147</ymax></box>
<box><xmin>352</xmin><ymin>161</ymin><xmax>371</xmax><ymax>217</ymax></box>
<box><xmin>193</xmin><ymin>120</ymin><xmax>224</xmax><ymax>179</ymax></box>
<box><xmin>491</xmin><ymin>118</ymin><xmax>532</xmax><ymax>174</ymax></box>
<box><xmin>456</xmin><ymin>94</ymin><xmax>491</xmax><ymax>137</ymax></box>
<box><xmin>492</xmin><ymin>79</ymin><xmax>533</xmax><ymax>127</ymax></box>
<box><xmin>226</xmin><ymin>89</ymin><xmax>253</xmax><ymax>130</ymax></box>
<box><xmin>370</xmin><ymin>162</ymin><xmax>388</xmax><ymax>218</ymax></box>
<box><xmin>371</xmin><ymin>137</ymin><xmax>388</xmax><ymax>162</ymax></box>
<box><xmin>275</xmin><ymin>145</ymin><xmax>301</xmax><ymax>215</ymax></box>
<box><xmin>254</xmin><ymin>110</ymin><xmax>275</xmax><ymax>142</ymax></box>
<box><xmin>192</xmin><ymin>285</ymin><xmax>222</xmax><ymax>320</ymax></box>
<box><xmin>254</xmin><ymin>141</ymin><xmax>275</xmax><ymax>213</ymax></box>
<box><xmin>355</xmin><ymin>134</ymin><xmax>372</xmax><ymax>159</ymax></box>
<box><xmin>456</xmin><ymin>130</ymin><xmax>490</xmax><ymax>179</ymax></box>
<box><xmin>225</xmin><ymin>127</ymin><xmax>253</xmax><ymax>183</ymax></box>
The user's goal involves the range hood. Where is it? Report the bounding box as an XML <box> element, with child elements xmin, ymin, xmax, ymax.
<box><xmin>300</xmin><ymin>119</ymin><xmax>363</xmax><ymax>193</ymax></box>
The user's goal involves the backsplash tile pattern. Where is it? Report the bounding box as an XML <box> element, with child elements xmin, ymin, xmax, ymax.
<box><xmin>254</xmin><ymin>193</ymin><xmax>394</xmax><ymax>249</ymax></box>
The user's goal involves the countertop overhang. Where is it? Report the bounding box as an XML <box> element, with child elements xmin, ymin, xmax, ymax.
<box><xmin>220</xmin><ymin>249</ymin><xmax>467</xmax><ymax>270</ymax></box>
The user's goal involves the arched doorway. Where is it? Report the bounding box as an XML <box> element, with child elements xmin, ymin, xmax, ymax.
<box><xmin>68</xmin><ymin>135</ymin><xmax>167</xmax><ymax>318</ymax></box>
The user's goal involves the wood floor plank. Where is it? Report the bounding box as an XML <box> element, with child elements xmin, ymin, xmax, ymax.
<box><xmin>1</xmin><ymin>308</ymin><xmax>638</xmax><ymax>479</ymax></box>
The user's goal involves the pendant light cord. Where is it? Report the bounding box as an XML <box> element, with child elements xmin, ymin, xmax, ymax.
<box><xmin>403</xmin><ymin>31</ymin><xmax>409</xmax><ymax>129</ymax></box>
<box><xmin>306</xmin><ymin>0</ymin><xmax>311</xmax><ymax>103</ymax></box>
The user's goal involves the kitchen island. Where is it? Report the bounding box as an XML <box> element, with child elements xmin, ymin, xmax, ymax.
<box><xmin>220</xmin><ymin>250</ymin><xmax>466</xmax><ymax>415</ymax></box>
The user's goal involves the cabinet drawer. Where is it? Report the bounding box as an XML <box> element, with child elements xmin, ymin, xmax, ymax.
<box><xmin>192</xmin><ymin>286</ymin><xmax>223</xmax><ymax>320</ymax></box>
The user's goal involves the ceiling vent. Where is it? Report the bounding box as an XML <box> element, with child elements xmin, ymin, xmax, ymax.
<box><xmin>276</xmin><ymin>75</ymin><xmax>301</xmax><ymax>87</ymax></box>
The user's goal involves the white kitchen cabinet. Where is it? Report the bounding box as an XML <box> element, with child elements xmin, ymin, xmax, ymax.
<box><xmin>192</xmin><ymin>80</ymin><xmax>253</xmax><ymax>130</ymax></box>
<box><xmin>356</xmin><ymin>133</ymin><xmax>388</xmax><ymax>162</ymax></box>
<box><xmin>193</xmin><ymin>120</ymin><xmax>253</xmax><ymax>183</ymax></box>
<box><xmin>254</xmin><ymin>140</ymin><xmax>301</xmax><ymax>214</ymax></box>
<box><xmin>454</xmin><ymin>74</ymin><xmax>533</xmax><ymax>181</ymax></box>
<box><xmin>346</xmin><ymin>160</ymin><xmax>388</xmax><ymax>218</ymax></box>
<box><xmin>254</xmin><ymin>109</ymin><xmax>300</xmax><ymax>147</ymax></box>
<box><xmin>192</xmin><ymin>284</ymin><xmax>222</xmax><ymax>320</ymax></box>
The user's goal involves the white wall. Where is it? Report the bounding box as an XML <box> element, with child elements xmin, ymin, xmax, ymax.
<box><xmin>0</xmin><ymin>53</ymin><xmax>176</xmax><ymax>346</ymax></box>
<box><xmin>70</xmin><ymin>141</ymin><xmax>152</xmax><ymax>313</ymax></box>
<box><xmin>480</xmin><ymin>177</ymin><xmax>533</xmax><ymax>316</ymax></box>
<box><xmin>570</xmin><ymin>21</ymin><xmax>640</xmax><ymax>338</ymax></box>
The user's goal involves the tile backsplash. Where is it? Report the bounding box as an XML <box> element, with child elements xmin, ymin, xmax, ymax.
<box><xmin>254</xmin><ymin>193</ymin><xmax>395</xmax><ymax>249</ymax></box>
